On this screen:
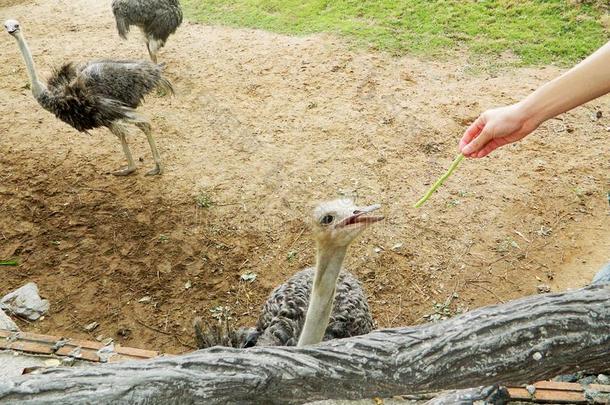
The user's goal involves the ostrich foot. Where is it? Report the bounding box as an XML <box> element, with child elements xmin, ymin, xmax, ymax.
<box><xmin>112</xmin><ymin>166</ymin><xmax>137</xmax><ymax>176</ymax></box>
<box><xmin>145</xmin><ymin>164</ymin><xmax>163</xmax><ymax>176</ymax></box>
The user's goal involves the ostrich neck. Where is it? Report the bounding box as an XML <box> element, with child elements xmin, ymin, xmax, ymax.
<box><xmin>14</xmin><ymin>33</ymin><xmax>46</xmax><ymax>98</ymax></box>
<box><xmin>297</xmin><ymin>242</ymin><xmax>348</xmax><ymax>346</ymax></box>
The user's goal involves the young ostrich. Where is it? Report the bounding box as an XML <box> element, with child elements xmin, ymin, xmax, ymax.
<box><xmin>112</xmin><ymin>0</ymin><xmax>183</xmax><ymax>64</ymax></box>
<box><xmin>194</xmin><ymin>199</ymin><xmax>383</xmax><ymax>348</ymax></box>
<box><xmin>4</xmin><ymin>20</ymin><xmax>172</xmax><ymax>176</ymax></box>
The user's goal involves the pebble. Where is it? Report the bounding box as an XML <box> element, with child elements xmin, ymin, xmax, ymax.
<box><xmin>532</xmin><ymin>352</ymin><xmax>543</xmax><ymax>361</ymax></box>
<box><xmin>597</xmin><ymin>374</ymin><xmax>609</xmax><ymax>385</ymax></box>
<box><xmin>84</xmin><ymin>322</ymin><xmax>99</xmax><ymax>332</ymax></box>
<box><xmin>525</xmin><ymin>385</ymin><xmax>536</xmax><ymax>395</ymax></box>
<box><xmin>536</xmin><ymin>284</ymin><xmax>551</xmax><ymax>293</ymax></box>
<box><xmin>43</xmin><ymin>359</ymin><xmax>61</xmax><ymax>368</ymax></box>
<box><xmin>61</xmin><ymin>357</ymin><xmax>75</xmax><ymax>366</ymax></box>
<box><xmin>138</xmin><ymin>296</ymin><xmax>152</xmax><ymax>303</ymax></box>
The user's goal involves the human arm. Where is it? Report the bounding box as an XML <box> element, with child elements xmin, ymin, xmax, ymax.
<box><xmin>460</xmin><ymin>40</ymin><xmax>610</xmax><ymax>158</ymax></box>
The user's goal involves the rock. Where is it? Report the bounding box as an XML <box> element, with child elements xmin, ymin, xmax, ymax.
<box><xmin>0</xmin><ymin>308</ymin><xmax>19</xmax><ymax>331</ymax></box>
<box><xmin>579</xmin><ymin>375</ymin><xmax>597</xmax><ymax>385</ymax></box>
<box><xmin>591</xmin><ymin>263</ymin><xmax>610</xmax><ymax>285</ymax></box>
<box><xmin>0</xmin><ymin>283</ymin><xmax>49</xmax><ymax>321</ymax></box>
<box><xmin>525</xmin><ymin>385</ymin><xmax>536</xmax><ymax>395</ymax></box>
<box><xmin>61</xmin><ymin>357</ymin><xmax>75</xmax><ymax>366</ymax></box>
<box><xmin>536</xmin><ymin>284</ymin><xmax>551</xmax><ymax>294</ymax></box>
<box><xmin>84</xmin><ymin>322</ymin><xmax>99</xmax><ymax>332</ymax></box>
<box><xmin>97</xmin><ymin>343</ymin><xmax>116</xmax><ymax>363</ymax></box>
<box><xmin>597</xmin><ymin>374</ymin><xmax>609</xmax><ymax>385</ymax></box>
<box><xmin>554</xmin><ymin>374</ymin><xmax>578</xmax><ymax>383</ymax></box>
<box><xmin>138</xmin><ymin>296</ymin><xmax>152</xmax><ymax>304</ymax></box>
<box><xmin>43</xmin><ymin>359</ymin><xmax>61</xmax><ymax>368</ymax></box>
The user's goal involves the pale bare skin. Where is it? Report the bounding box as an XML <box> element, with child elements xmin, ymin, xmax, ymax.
<box><xmin>460</xmin><ymin>40</ymin><xmax>610</xmax><ymax>158</ymax></box>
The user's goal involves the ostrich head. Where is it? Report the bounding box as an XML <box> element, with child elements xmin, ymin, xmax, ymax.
<box><xmin>311</xmin><ymin>199</ymin><xmax>383</xmax><ymax>247</ymax></box>
<box><xmin>297</xmin><ymin>198</ymin><xmax>383</xmax><ymax>346</ymax></box>
<box><xmin>4</xmin><ymin>20</ymin><xmax>21</xmax><ymax>36</ymax></box>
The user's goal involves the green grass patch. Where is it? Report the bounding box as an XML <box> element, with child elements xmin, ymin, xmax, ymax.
<box><xmin>183</xmin><ymin>0</ymin><xmax>608</xmax><ymax>66</ymax></box>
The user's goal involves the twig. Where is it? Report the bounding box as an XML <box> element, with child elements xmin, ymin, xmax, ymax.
<box><xmin>414</xmin><ymin>154</ymin><xmax>465</xmax><ymax>208</ymax></box>
<box><xmin>136</xmin><ymin>318</ymin><xmax>196</xmax><ymax>350</ymax></box>
<box><xmin>135</xmin><ymin>318</ymin><xmax>172</xmax><ymax>336</ymax></box>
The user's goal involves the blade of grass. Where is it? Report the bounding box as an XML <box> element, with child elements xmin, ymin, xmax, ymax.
<box><xmin>0</xmin><ymin>260</ymin><xmax>18</xmax><ymax>266</ymax></box>
<box><xmin>414</xmin><ymin>154</ymin><xmax>465</xmax><ymax>208</ymax></box>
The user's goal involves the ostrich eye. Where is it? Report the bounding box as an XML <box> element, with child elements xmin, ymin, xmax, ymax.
<box><xmin>320</xmin><ymin>215</ymin><xmax>334</xmax><ymax>225</ymax></box>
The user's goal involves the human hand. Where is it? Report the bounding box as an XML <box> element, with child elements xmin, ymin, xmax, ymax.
<box><xmin>459</xmin><ymin>103</ymin><xmax>539</xmax><ymax>158</ymax></box>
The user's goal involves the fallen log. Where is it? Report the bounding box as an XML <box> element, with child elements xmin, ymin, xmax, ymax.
<box><xmin>0</xmin><ymin>284</ymin><xmax>608</xmax><ymax>404</ymax></box>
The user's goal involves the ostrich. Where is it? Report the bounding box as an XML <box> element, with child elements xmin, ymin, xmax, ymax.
<box><xmin>112</xmin><ymin>0</ymin><xmax>183</xmax><ymax>64</ymax></box>
<box><xmin>4</xmin><ymin>20</ymin><xmax>172</xmax><ymax>176</ymax></box>
<box><xmin>194</xmin><ymin>199</ymin><xmax>383</xmax><ymax>348</ymax></box>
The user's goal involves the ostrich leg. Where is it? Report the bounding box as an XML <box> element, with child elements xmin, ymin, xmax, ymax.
<box><xmin>135</xmin><ymin>121</ymin><xmax>163</xmax><ymax>175</ymax></box>
<box><xmin>146</xmin><ymin>39</ymin><xmax>161</xmax><ymax>64</ymax></box>
<box><xmin>109</xmin><ymin>123</ymin><xmax>137</xmax><ymax>176</ymax></box>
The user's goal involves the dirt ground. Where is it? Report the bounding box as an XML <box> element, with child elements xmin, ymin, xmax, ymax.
<box><xmin>0</xmin><ymin>0</ymin><xmax>608</xmax><ymax>354</ymax></box>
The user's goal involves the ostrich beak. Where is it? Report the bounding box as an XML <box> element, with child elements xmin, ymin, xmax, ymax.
<box><xmin>336</xmin><ymin>204</ymin><xmax>384</xmax><ymax>228</ymax></box>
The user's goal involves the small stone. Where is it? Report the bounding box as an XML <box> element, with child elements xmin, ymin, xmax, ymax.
<box><xmin>525</xmin><ymin>385</ymin><xmax>536</xmax><ymax>395</ymax></box>
<box><xmin>102</xmin><ymin>337</ymin><xmax>114</xmax><ymax>346</ymax></box>
<box><xmin>43</xmin><ymin>359</ymin><xmax>61</xmax><ymax>368</ymax></box>
<box><xmin>95</xmin><ymin>334</ymin><xmax>104</xmax><ymax>342</ymax></box>
<box><xmin>84</xmin><ymin>321</ymin><xmax>99</xmax><ymax>332</ymax></box>
<box><xmin>374</xmin><ymin>247</ymin><xmax>382</xmax><ymax>253</ymax></box>
<box><xmin>184</xmin><ymin>280</ymin><xmax>192</xmax><ymax>290</ymax></box>
<box><xmin>536</xmin><ymin>284</ymin><xmax>551</xmax><ymax>294</ymax></box>
<box><xmin>554</xmin><ymin>374</ymin><xmax>578</xmax><ymax>382</ymax></box>
<box><xmin>61</xmin><ymin>357</ymin><xmax>75</xmax><ymax>366</ymax></box>
<box><xmin>532</xmin><ymin>352</ymin><xmax>543</xmax><ymax>361</ymax></box>
<box><xmin>391</xmin><ymin>243</ymin><xmax>403</xmax><ymax>251</ymax></box>
<box><xmin>68</xmin><ymin>347</ymin><xmax>82</xmax><ymax>358</ymax></box>
<box><xmin>579</xmin><ymin>375</ymin><xmax>596</xmax><ymax>385</ymax></box>
<box><xmin>597</xmin><ymin>374</ymin><xmax>609</xmax><ymax>385</ymax></box>
<box><xmin>138</xmin><ymin>296</ymin><xmax>152</xmax><ymax>304</ymax></box>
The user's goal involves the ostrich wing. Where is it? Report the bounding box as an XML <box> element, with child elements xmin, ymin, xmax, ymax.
<box><xmin>38</xmin><ymin>63</ymin><xmax>137</xmax><ymax>132</ymax></box>
<box><xmin>77</xmin><ymin>60</ymin><xmax>173</xmax><ymax>108</ymax></box>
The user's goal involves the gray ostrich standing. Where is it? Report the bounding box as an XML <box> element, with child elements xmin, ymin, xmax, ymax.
<box><xmin>4</xmin><ymin>20</ymin><xmax>172</xmax><ymax>176</ymax></box>
<box><xmin>112</xmin><ymin>0</ymin><xmax>183</xmax><ymax>64</ymax></box>
<box><xmin>194</xmin><ymin>199</ymin><xmax>383</xmax><ymax>348</ymax></box>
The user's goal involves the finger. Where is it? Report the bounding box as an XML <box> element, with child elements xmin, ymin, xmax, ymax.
<box><xmin>462</xmin><ymin>125</ymin><xmax>492</xmax><ymax>155</ymax></box>
<box><xmin>459</xmin><ymin>116</ymin><xmax>485</xmax><ymax>151</ymax></box>
<box><xmin>477</xmin><ymin>138</ymin><xmax>511</xmax><ymax>158</ymax></box>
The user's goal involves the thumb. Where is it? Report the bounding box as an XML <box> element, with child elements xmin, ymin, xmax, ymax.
<box><xmin>462</xmin><ymin>124</ymin><xmax>493</xmax><ymax>155</ymax></box>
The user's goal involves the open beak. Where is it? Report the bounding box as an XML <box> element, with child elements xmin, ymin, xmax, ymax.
<box><xmin>336</xmin><ymin>204</ymin><xmax>384</xmax><ymax>228</ymax></box>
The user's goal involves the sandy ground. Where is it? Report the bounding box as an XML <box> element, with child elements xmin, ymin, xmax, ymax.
<box><xmin>0</xmin><ymin>0</ymin><xmax>608</xmax><ymax>354</ymax></box>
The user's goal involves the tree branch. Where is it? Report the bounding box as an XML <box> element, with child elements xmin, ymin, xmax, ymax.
<box><xmin>0</xmin><ymin>284</ymin><xmax>608</xmax><ymax>404</ymax></box>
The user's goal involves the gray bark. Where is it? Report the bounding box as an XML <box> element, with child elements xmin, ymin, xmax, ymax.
<box><xmin>424</xmin><ymin>385</ymin><xmax>510</xmax><ymax>405</ymax></box>
<box><xmin>0</xmin><ymin>284</ymin><xmax>608</xmax><ymax>405</ymax></box>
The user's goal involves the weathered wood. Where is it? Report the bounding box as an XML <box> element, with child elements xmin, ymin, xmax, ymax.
<box><xmin>424</xmin><ymin>385</ymin><xmax>509</xmax><ymax>405</ymax></box>
<box><xmin>0</xmin><ymin>284</ymin><xmax>608</xmax><ymax>404</ymax></box>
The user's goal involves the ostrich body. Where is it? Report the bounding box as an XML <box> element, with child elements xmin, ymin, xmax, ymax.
<box><xmin>112</xmin><ymin>0</ymin><xmax>183</xmax><ymax>63</ymax></box>
<box><xmin>194</xmin><ymin>199</ymin><xmax>383</xmax><ymax>348</ymax></box>
<box><xmin>4</xmin><ymin>20</ymin><xmax>172</xmax><ymax>176</ymax></box>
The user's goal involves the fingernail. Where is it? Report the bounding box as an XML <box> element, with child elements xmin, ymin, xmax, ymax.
<box><xmin>462</xmin><ymin>145</ymin><xmax>472</xmax><ymax>154</ymax></box>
